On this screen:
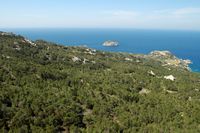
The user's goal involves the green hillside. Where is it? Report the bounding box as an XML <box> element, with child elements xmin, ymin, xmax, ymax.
<box><xmin>0</xmin><ymin>32</ymin><xmax>200</xmax><ymax>133</ymax></box>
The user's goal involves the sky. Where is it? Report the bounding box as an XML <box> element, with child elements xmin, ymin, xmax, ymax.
<box><xmin>0</xmin><ymin>0</ymin><xmax>200</xmax><ymax>30</ymax></box>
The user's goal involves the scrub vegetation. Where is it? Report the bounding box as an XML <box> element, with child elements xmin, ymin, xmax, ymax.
<box><xmin>1</xmin><ymin>32</ymin><xmax>200</xmax><ymax>132</ymax></box>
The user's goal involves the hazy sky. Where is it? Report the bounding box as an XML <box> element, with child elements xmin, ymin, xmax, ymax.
<box><xmin>1</xmin><ymin>0</ymin><xmax>200</xmax><ymax>30</ymax></box>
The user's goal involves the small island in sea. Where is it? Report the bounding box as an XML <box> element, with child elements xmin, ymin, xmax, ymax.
<box><xmin>103</xmin><ymin>40</ymin><xmax>119</xmax><ymax>47</ymax></box>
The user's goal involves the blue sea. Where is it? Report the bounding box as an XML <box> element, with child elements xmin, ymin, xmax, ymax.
<box><xmin>2</xmin><ymin>28</ymin><xmax>200</xmax><ymax>72</ymax></box>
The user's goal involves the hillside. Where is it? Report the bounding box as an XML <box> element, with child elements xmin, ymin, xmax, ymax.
<box><xmin>0</xmin><ymin>32</ymin><xmax>200</xmax><ymax>133</ymax></box>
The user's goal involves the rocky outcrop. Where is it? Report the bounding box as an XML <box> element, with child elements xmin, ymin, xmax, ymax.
<box><xmin>72</xmin><ymin>56</ymin><xmax>81</xmax><ymax>62</ymax></box>
<box><xmin>24</xmin><ymin>39</ymin><xmax>37</xmax><ymax>47</ymax></box>
<box><xmin>147</xmin><ymin>51</ymin><xmax>192</xmax><ymax>70</ymax></box>
<box><xmin>149</xmin><ymin>51</ymin><xmax>173</xmax><ymax>58</ymax></box>
<box><xmin>84</xmin><ymin>48</ymin><xmax>96</xmax><ymax>55</ymax></box>
<box><xmin>164</xmin><ymin>75</ymin><xmax>176</xmax><ymax>81</ymax></box>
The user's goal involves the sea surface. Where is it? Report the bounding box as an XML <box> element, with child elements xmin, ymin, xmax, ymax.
<box><xmin>2</xmin><ymin>28</ymin><xmax>200</xmax><ymax>72</ymax></box>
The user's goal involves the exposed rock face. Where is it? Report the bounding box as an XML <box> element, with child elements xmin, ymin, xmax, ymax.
<box><xmin>24</xmin><ymin>39</ymin><xmax>37</xmax><ymax>47</ymax></box>
<box><xmin>84</xmin><ymin>48</ymin><xmax>96</xmax><ymax>55</ymax></box>
<box><xmin>148</xmin><ymin>51</ymin><xmax>192</xmax><ymax>70</ymax></box>
<box><xmin>164</xmin><ymin>75</ymin><xmax>176</xmax><ymax>81</ymax></box>
<box><xmin>83</xmin><ymin>58</ymin><xmax>89</xmax><ymax>64</ymax></box>
<box><xmin>103</xmin><ymin>40</ymin><xmax>119</xmax><ymax>47</ymax></box>
<box><xmin>72</xmin><ymin>56</ymin><xmax>81</xmax><ymax>62</ymax></box>
<box><xmin>149</xmin><ymin>51</ymin><xmax>173</xmax><ymax>58</ymax></box>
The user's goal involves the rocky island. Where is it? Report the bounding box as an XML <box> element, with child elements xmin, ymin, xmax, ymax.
<box><xmin>0</xmin><ymin>32</ymin><xmax>200</xmax><ymax>132</ymax></box>
<box><xmin>102</xmin><ymin>40</ymin><xmax>119</xmax><ymax>46</ymax></box>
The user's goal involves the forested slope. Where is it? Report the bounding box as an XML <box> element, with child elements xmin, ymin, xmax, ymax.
<box><xmin>0</xmin><ymin>32</ymin><xmax>200</xmax><ymax>133</ymax></box>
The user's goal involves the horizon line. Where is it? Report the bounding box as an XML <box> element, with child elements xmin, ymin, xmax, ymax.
<box><xmin>1</xmin><ymin>27</ymin><xmax>200</xmax><ymax>32</ymax></box>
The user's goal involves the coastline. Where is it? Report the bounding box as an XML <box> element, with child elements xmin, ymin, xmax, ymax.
<box><xmin>1</xmin><ymin>29</ymin><xmax>200</xmax><ymax>72</ymax></box>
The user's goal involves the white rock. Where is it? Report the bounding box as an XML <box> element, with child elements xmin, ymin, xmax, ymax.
<box><xmin>139</xmin><ymin>88</ymin><xmax>151</xmax><ymax>95</ymax></box>
<box><xmin>165</xmin><ymin>90</ymin><xmax>177</xmax><ymax>94</ymax></box>
<box><xmin>180</xmin><ymin>112</ymin><xmax>184</xmax><ymax>117</ymax></box>
<box><xmin>136</xmin><ymin>60</ymin><xmax>140</xmax><ymax>63</ymax></box>
<box><xmin>6</xmin><ymin>56</ymin><xmax>11</xmax><ymax>59</ymax></box>
<box><xmin>188</xmin><ymin>96</ymin><xmax>192</xmax><ymax>101</ymax></box>
<box><xmin>106</xmin><ymin>69</ymin><xmax>112</xmax><ymax>71</ymax></box>
<box><xmin>150</xmin><ymin>50</ymin><xmax>172</xmax><ymax>57</ymax></box>
<box><xmin>148</xmin><ymin>70</ymin><xmax>156</xmax><ymax>76</ymax></box>
<box><xmin>85</xmin><ymin>48</ymin><xmax>96</xmax><ymax>55</ymax></box>
<box><xmin>83</xmin><ymin>58</ymin><xmax>89</xmax><ymax>64</ymax></box>
<box><xmin>0</xmin><ymin>32</ymin><xmax>14</xmax><ymax>36</ymax></box>
<box><xmin>125</xmin><ymin>58</ymin><xmax>133</xmax><ymax>61</ymax></box>
<box><xmin>14</xmin><ymin>41</ymin><xmax>19</xmax><ymax>45</ymax></box>
<box><xmin>164</xmin><ymin>75</ymin><xmax>176</xmax><ymax>81</ymax></box>
<box><xmin>92</xmin><ymin>49</ymin><xmax>96</xmax><ymax>52</ymax></box>
<box><xmin>91</xmin><ymin>61</ymin><xmax>96</xmax><ymax>64</ymax></box>
<box><xmin>24</xmin><ymin>39</ymin><xmax>37</xmax><ymax>46</ymax></box>
<box><xmin>72</xmin><ymin>56</ymin><xmax>81</xmax><ymax>62</ymax></box>
<box><xmin>86</xmin><ymin>48</ymin><xmax>90</xmax><ymax>52</ymax></box>
<box><xmin>15</xmin><ymin>47</ymin><xmax>21</xmax><ymax>51</ymax></box>
<box><xmin>88</xmin><ymin>51</ymin><xmax>96</xmax><ymax>55</ymax></box>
